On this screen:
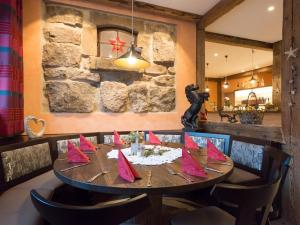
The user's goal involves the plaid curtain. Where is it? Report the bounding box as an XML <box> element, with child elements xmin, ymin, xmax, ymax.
<box><xmin>0</xmin><ymin>0</ymin><xmax>24</xmax><ymax>137</ymax></box>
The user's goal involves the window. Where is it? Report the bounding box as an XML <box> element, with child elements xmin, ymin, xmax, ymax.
<box><xmin>97</xmin><ymin>28</ymin><xmax>136</xmax><ymax>59</ymax></box>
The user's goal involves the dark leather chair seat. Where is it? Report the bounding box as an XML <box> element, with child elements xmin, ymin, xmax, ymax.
<box><xmin>171</xmin><ymin>206</ymin><xmax>235</xmax><ymax>225</ymax></box>
<box><xmin>226</xmin><ymin>167</ymin><xmax>262</xmax><ymax>185</ymax></box>
<box><xmin>0</xmin><ymin>170</ymin><xmax>63</xmax><ymax>225</ymax></box>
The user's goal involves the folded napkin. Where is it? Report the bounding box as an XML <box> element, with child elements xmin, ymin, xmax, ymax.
<box><xmin>118</xmin><ymin>150</ymin><xmax>140</xmax><ymax>182</ymax></box>
<box><xmin>181</xmin><ymin>147</ymin><xmax>207</xmax><ymax>178</ymax></box>
<box><xmin>67</xmin><ymin>141</ymin><xmax>89</xmax><ymax>163</ymax></box>
<box><xmin>207</xmin><ymin>139</ymin><xmax>227</xmax><ymax>162</ymax></box>
<box><xmin>114</xmin><ymin>131</ymin><xmax>125</xmax><ymax>146</ymax></box>
<box><xmin>149</xmin><ymin>131</ymin><xmax>161</xmax><ymax>145</ymax></box>
<box><xmin>80</xmin><ymin>135</ymin><xmax>96</xmax><ymax>152</ymax></box>
<box><xmin>184</xmin><ymin>133</ymin><xmax>199</xmax><ymax>150</ymax></box>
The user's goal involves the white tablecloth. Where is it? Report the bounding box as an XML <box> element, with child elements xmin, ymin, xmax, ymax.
<box><xmin>107</xmin><ymin>145</ymin><xmax>182</xmax><ymax>165</ymax></box>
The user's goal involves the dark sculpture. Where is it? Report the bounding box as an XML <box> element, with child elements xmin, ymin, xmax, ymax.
<box><xmin>181</xmin><ymin>84</ymin><xmax>209</xmax><ymax>129</ymax></box>
<box><xmin>218</xmin><ymin>108</ymin><xmax>238</xmax><ymax>123</ymax></box>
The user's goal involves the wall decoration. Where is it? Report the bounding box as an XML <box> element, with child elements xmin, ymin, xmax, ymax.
<box><xmin>42</xmin><ymin>4</ymin><xmax>176</xmax><ymax>113</ymax></box>
<box><xmin>24</xmin><ymin>115</ymin><xmax>46</xmax><ymax>139</ymax></box>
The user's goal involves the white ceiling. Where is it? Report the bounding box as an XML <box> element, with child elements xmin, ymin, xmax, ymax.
<box><xmin>205</xmin><ymin>41</ymin><xmax>273</xmax><ymax>78</ymax></box>
<box><xmin>137</xmin><ymin>0</ymin><xmax>281</xmax><ymax>77</ymax></box>
<box><xmin>137</xmin><ymin>0</ymin><xmax>221</xmax><ymax>15</ymax></box>
<box><xmin>206</xmin><ymin>0</ymin><xmax>283</xmax><ymax>43</ymax></box>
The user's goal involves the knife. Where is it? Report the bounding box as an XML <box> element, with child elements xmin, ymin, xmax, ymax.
<box><xmin>60</xmin><ymin>163</ymin><xmax>89</xmax><ymax>172</ymax></box>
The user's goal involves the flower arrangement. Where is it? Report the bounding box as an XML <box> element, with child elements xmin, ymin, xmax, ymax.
<box><xmin>126</xmin><ymin>131</ymin><xmax>144</xmax><ymax>144</ymax></box>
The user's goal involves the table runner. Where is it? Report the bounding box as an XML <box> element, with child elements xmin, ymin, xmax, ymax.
<box><xmin>0</xmin><ymin>0</ymin><xmax>24</xmax><ymax>137</ymax></box>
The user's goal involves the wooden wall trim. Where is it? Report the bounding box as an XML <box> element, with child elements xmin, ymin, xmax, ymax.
<box><xmin>205</xmin><ymin>32</ymin><xmax>274</xmax><ymax>50</ymax></box>
<box><xmin>54</xmin><ymin>0</ymin><xmax>202</xmax><ymax>22</ymax></box>
<box><xmin>202</xmin><ymin>0</ymin><xmax>245</xmax><ymax>27</ymax></box>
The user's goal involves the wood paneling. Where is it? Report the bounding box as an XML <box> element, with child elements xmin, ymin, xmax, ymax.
<box><xmin>281</xmin><ymin>0</ymin><xmax>300</xmax><ymax>223</ymax></box>
<box><xmin>52</xmin><ymin>0</ymin><xmax>202</xmax><ymax>22</ymax></box>
<box><xmin>205</xmin><ymin>32</ymin><xmax>273</xmax><ymax>51</ymax></box>
<box><xmin>200</xmin><ymin>120</ymin><xmax>284</xmax><ymax>144</ymax></box>
<box><xmin>202</xmin><ymin>0</ymin><xmax>245</xmax><ymax>27</ymax></box>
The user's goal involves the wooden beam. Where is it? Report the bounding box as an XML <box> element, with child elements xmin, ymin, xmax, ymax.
<box><xmin>281</xmin><ymin>0</ymin><xmax>300</xmax><ymax>223</ymax></box>
<box><xmin>76</xmin><ymin>0</ymin><xmax>202</xmax><ymax>22</ymax></box>
<box><xmin>225</xmin><ymin>66</ymin><xmax>272</xmax><ymax>80</ymax></box>
<box><xmin>272</xmin><ymin>41</ymin><xmax>282</xmax><ymax>110</ymax></box>
<box><xmin>196</xmin><ymin>21</ymin><xmax>205</xmax><ymax>91</ymax></box>
<box><xmin>202</xmin><ymin>0</ymin><xmax>245</xmax><ymax>27</ymax></box>
<box><xmin>205</xmin><ymin>32</ymin><xmax>274</xmax><ymax>50</ymax></box>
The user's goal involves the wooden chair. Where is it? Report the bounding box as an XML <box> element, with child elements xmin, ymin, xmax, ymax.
<box><xmin>30</xmin><ymin>189</ymin><xmax>150</xmax><ymax>225</ymax></box>
<box><xmin>171</xmin><ymin>176</ymin><xmax>281</xmax><ymax>225</ymax></box>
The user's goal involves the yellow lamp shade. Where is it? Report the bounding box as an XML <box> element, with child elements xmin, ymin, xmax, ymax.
<box><xmin>113</xmin><ymin>45</ymin><xmax>150</xmax><ymax>69</ymax></box>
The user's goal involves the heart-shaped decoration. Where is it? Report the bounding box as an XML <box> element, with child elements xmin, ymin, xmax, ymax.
<box><xmin>24</xmin><ymin>115</ymin><xmax>46</xmax><ymax>139</ymax></box>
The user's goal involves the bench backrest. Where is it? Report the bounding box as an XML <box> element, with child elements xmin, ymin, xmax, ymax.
<box><xmin>0</xmin><ymin>138</ymin><xmax>53</xmax><ymax>192</ymax></box>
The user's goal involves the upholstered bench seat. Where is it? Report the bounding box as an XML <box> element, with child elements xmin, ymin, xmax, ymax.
<box><xmin>225</xmin><ymin>167</ymin><xmax>262</xmax><ymax>185</ymax></box>
<box><xmin>0</xmin><ymin>170</ymin><xmax>63</xmax><ymax>225</ymax></box>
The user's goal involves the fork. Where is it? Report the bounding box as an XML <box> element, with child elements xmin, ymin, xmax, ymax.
<box><xmin>167</xmin><ymin>167</ymin><xmax>194</xmax><ymax>183</ymax></box>
<box><xmin>147</xmin><ymin>170</ymin><xmax>152</xmax><ymax>187</ymax></box>
<box><xmin>87</xmin><ymin>172</ymin><xmax>103</xmax><ymax>183</ymax></box>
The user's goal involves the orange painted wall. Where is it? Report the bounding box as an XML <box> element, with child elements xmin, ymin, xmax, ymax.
<box><xmin>206</xmin><ymin>81</ymin><xmax>218</xmax><ymax>112</ymax></box>
<box><xmin>23</xmin><ymin>0</ymin><xmax>197</xmax><ymax>134</ymax></box>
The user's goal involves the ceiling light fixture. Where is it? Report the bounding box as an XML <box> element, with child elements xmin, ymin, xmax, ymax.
<box><xmin>113</xmin><ymin>0</ymin><xmax>150</xmax><ymax>69</ymax></box>
<box><xmin>223</xmin><ymin>55</ymin><xmax>229</xmax><ymax>89</ymax></box>
<box><xmin>268</xmin><ymin>6</ymin><xmax>275</xmax><ymax>12</ymax></box>
<box><xmin>250</xmin><ymin>49</ymin><xmax>258</xmax><ymax>84</ymax></box>
<box><xmin>214</xmin><ymin>53</ymin><xmax>219</xmax><ymax>57</ymax></box>
<box><xmin>205</xmin><ymin>63</ymin><xmax>210</xmax><ymax>92</ymax></box>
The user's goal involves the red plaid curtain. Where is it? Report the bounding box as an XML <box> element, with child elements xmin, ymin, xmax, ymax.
<box><xmin>0</xmin><ymin>0</ymin><xmax>24</xmax><ymax>137</ymax></box>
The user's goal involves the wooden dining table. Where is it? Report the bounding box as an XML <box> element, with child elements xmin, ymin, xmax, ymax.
<box><xmin>53</xmin><ymin>143</ymin><xmax>234</xmax><ymax>225</ymax></box>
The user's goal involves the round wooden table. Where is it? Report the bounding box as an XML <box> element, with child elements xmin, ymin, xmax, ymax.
<box><xmin>54</xmin><ymin>143</ymin><xmax>233</xmax><ymax>225</ymax></box>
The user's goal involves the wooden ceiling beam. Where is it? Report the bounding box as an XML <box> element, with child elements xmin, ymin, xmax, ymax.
<box><xmin>202</xmin><ymin>0</ymin><xmax>245</xmax><ymax>27</ymax></box>
<box><xmin>205</xmin><ymin>32</ymin><xmax>274</xmax><ymax>50</ymax></box>
<box><xmin>81</xmin><ymin>0</ymin><xmax>202</xmax><ymax>22</ymax></box>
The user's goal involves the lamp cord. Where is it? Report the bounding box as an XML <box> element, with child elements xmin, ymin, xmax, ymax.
<box><xmin>131</xmin><ymin>0</ymin><xmax>134</xmax><ymax>44</ymax></box>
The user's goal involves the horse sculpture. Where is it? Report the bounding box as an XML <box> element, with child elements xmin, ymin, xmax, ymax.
<box><xmin>181</xmin><ymin>84</ymin><xmax>209</xmax><ymax>129</ymax></box>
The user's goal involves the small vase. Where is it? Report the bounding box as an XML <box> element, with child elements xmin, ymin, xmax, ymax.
<box><xmin>131</xmin><ymin>143</ymin><xmax>138</xmax><ymax>155</ymax></box>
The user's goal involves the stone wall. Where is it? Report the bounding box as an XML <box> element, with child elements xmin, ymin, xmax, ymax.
<box><xmin>42</xmin><ymin>4</ymin><xmax>176</xmax><ymax>113</ymax></box>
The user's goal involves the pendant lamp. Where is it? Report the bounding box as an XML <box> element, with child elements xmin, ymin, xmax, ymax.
<box><xmin>250</xmin><ymin>49</ymin><xmax>257</xmax><ymax>84</ymax></box>
<box><xmin>223</xmin><ymin>55</ymin><xmax>230</xmax><ymax>89</ymax></box>
<box><xmin>205</xmin><ymin>63</ymin><xmax>210</xmax><ymax>92</ymax></box>
<box><xmin>113</xmin><ymin>0</ymin><xmax>150</xmax><ymax>69</ymax></box>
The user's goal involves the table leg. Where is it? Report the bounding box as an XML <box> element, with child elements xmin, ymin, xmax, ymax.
<box><xmin>135</xmin><ymin>194</ymin><xmax>163</xmax><ymax>225</ymax></box>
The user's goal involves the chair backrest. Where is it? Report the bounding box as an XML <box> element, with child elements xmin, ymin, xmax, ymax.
<box><xmin>212</xmin><ymin>176</ymin><xmax>281</xmax><ymax>225</ymax></box>
<box><xmin>31</xmin><ymin>189</ymin><xmax>150</xmax><ymax>225</ymax></box>
<box><xmin>144</xmin><ymin>130</ymin><xmax>183</xmax><ymax>144</ymax></box>
<box><xmin>186</xmin><ymin>132</ymin><xmax>231</xmax><ymax>155</ymax></box>
<box><xmin>262</xmin><ymin>146</ymin><xmax>291</xmax><ymax>183</ymax></box>
<box><xmin>229</xmin><ymin>136</ymin><xmax>269</xmax><ymax>176</ymax></box>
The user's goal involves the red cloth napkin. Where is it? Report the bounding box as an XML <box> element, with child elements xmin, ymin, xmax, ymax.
<box><xmin>149</xmin><ymin>131</ymin><xmax>161</xmax><ymax>145</ymax></box>
<box><xmin>80</xmin><ymin>135</ymin><xmax>96</xmax><ymax>152</ymax></box>
<box><xmin>207</xmin><ymin>139</ymin><xmax>227</xmax><ymax>162</ymax></box>
<box><xmin>184</xmin><ymin>133</ymin><xmax>199</xmax><ymax>150</ymax></box>
<box><xmin>67</xmin><ymin>141</ymin><xmax>89</xmax><ymax>163</ymax></box>
<box><xmin>114</xmin><ymin>131</ymin><xmax>125</xmax><ymax>146</ymax></box>
<box><xmin>181</xmin><ymin>147</ymin><xmax>207</xmax><ymax>178</ymax></box>
<box><xmin>118</xmin><ymin>150</ymin><xmax>140</xmax><ymax>182</ymax></box>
